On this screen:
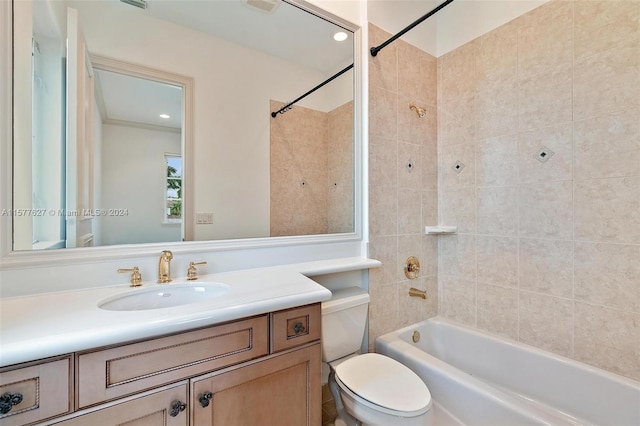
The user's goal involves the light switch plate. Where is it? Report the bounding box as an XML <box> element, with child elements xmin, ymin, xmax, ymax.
<box><xmin>196</xmin><ymin>212</ymin><xmax>213</xmax><ymax>224</ymax></box>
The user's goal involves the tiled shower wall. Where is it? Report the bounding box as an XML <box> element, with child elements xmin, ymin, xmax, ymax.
<box><xmin>367</xmin><ymin>23</ymin><xmax>439</xmax><ymax>350</ymax></box>
<box><xmin>437</xmin><ymin>0</ymin><xmax>639</xmax><ymax>381</ymax></box>
<box><xmin>270</xmin><ymin>100</ymin><xmax>353</xmax><ymax>236</ymax></box>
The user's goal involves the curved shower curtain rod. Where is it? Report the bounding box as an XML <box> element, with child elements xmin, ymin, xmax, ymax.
<box><xmin>370</xmin><ymin>0</ymin><xmax>455</xmax><ymax>57</ymax></box>
<box><xmin>271</xmin><ymin>63</ymin><xmax>354</xmax><ymax>118</ymax></box>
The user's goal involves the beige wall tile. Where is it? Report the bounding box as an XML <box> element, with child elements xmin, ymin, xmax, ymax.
<box><xmin>398</xmin><ymin>234</ymin><xmax>422</xmax><ymax>283</ymax></box>
<box><xmin>398</xmin><ymin>188</ymin><xmax>422</xmax><ymax>235</ymax></box>
<box><xmin>422</xmin><ymin>275</ymin><xmax>439</xmax><ymax>319</ymax></box>
<box><xmin>399</xmin><ymin>280</ymin><xmax>425</xmax><ymax>327</ymax></box>
<box><xmin>518</xmin><ymin>123</ymin><xmax>573</xmax><ymax>183</ymax></box>
<box><xmin>519</xmin><ymin>291</ymin><xmax>573</xmax><ymax>357</ymax></box>
<box><xmin>440</xmin><ymin>235</ymin><xmax>476</xmax><ymax>281</ymax></box>
<box><xmin>574</xmin><ymin>108</ymin><xmax>640</xmax><ymax>180</ymax></box>
<box><xmin>438</xmin><ymin>94</ymin><xmax>476</xmax><ymax>147</ymax></box>
<box><xmin>398</xmin><ymin>277</ymin><xmax>438</xmax><ymax>327</ymax></box>
<box><xmin>441</xmin><ymin>276</ymin><xmax>477</xmax><ymax>326</ymax></box>
<box><xmin>476</xmin><ymin>134</ymin><xmax>518</xmax><ymax>187</ymax></box>
<box><xmin>369</xmin><ymin>186</ymin><xmax>397</xmax><ymax>237</ymax></box>
<box><xmin>477</xmin><ymin>236</ymin><xmax>518</xmax><ymax>288</ymax></box>
<box><xmin>421</xmin><ymin>235</ymin><xmax>439</xmax><ymax>278</ymax></box>
<box><xmin>477</xmin><ymin>283</ymin><xmax>519</xmax><ymax>340</ymax></box>
<box><xmin>575</xmin><ymin>242</ymin><xmax>640</xmax><ymax>313</ymax></box>
<box><xmin>432</xmin><ymin>1</ymin><xmax>639</xmax><ymax>381</ymax></box>
<box><xmin>439</xmin><ymin>188</ymin><xmax>476</xmax><ymax>234</ymax></box>
<box><xmin>422</xmin><ymin>141</ymin><xmax>438</xmax><ymax>191</ymax></box>
<box><xmin>368</xmin><ymin>23</ymin><xmax>397</xmax><ymax>93</ymax></box>
<box><xmin>399</xmin><ymin>98</ymin><xmax>434</xmax><ymax>145</ymax></box>
<box><xmin>440</xmin><ymin>142</ymin><xmax>476</xmax><ymax>189</ymax></box>
<box><xmin>398</xmin><ymin>142</ymin><xmax>422</xmax><ymax>189</ymax></box>
<box><xmin>518</xmin><ymin>0</ymin><xmax>573</xmax><ymax>78</ymax></box>
<box><xmin>575</xmin><ymin>303</ymin><xmax>640</xmax><ymax>381</ymax></box>
<box><xmin>518</xmin><ymin>180</ymin><xmax>573</xmax><ymax>239</ymax></box>
<box><xmin>519</xmin><ymin>238</ymin><xmax>573</xmax><ymax>298</ymax></box>
<box><xmin>422</xmin><ymin>189</ymin><xmax>438</xmax><ymax>227</ymax></box>
<box><xmin>574</xmin><ymin>0</ymin><xmax>639</xmax><ymax>60</ymax></box>
<box><xmin>398</xmin><ymin>40</ymin><xmax>438</xmax><ymax>107</ymax></box>
<box><xmin>574</xmin><ymin>177</ymin><xmax>640</xmax><ymax>244</ymax></box>
<box><xmin>369</xmin><ymin>137</ymin><xmax>398</xmax><ymax>187</ymax></box>
<box><xmin>518</xmin><ymin>64</ymin><xmax>573</xmax><ymax>131</ymax></box>
<box><xmin>439</xmin><ymin>39</ymin><xmax>478</xmax><ymax>99</ymax></box>
<box><xmin>369</xmin><ymin>235</ymin><xmax>398</xmax><ymax>289</ymax></box>
<box><xmin>477</xmin><ymin>19</ymin><xmax>518</xmax><ymax>85</ymax></box>
<box><xmin>475</xmin><ymin>77</ymin><xmax>519</xmax><ymax>139</ymax></box>
<box><xmin>369</xmin><ymin>283</ymin><xmax>399</xmax><ymax>344</ymax></box>
<box><xmin>574</xmin><ymin>45</ymin><xmax>640</xmax><ymax>121</ymax></box>
<box><xmin>369</xmin><ymin>85</ymin><xmax>398</xmax><ymax>140</ymax></box>
<box><xmin>476</xmin><ymin>186</ymin><xmax>518</xmax><ymax>236</ymax></box>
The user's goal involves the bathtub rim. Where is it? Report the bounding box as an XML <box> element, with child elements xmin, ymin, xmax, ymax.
<box><xmin>376</xmin><ymin>315</ymin><xmax>640</xmax><ymax>389</ymax></box>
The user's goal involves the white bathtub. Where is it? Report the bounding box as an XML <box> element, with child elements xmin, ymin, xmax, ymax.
<box><xmin>375</xmin><ymin>317</ymin><xmax>640</xmax><ymax>426</ymax></box>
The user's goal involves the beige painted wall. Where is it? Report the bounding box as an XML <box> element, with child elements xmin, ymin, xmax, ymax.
<box><xmin>437</xmin><ymin>0</ymin><xmax>639</xmax><ymax>381</ymax></box>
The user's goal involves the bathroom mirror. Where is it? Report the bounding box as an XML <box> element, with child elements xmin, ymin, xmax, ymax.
<box><xmin>11</xmin><ymin>0</ymin><xmax>356</xmax><ymax>251</ymax></box>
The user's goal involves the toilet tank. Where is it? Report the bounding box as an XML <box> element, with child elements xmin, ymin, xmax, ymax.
<box><xmin>321</xmin><ymin>287</ymin><xmax>370</xmax><ymax>363</ymax></box>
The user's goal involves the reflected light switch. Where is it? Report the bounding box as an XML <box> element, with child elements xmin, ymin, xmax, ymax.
<box><xmin>196</xmin><ymin>212</ymin><xmax>214</xmax><ymax>224</ymax></box>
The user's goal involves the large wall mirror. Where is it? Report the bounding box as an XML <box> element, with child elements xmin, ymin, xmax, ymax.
<box><xmin>12</xmin><ymin>0</ymin><xmax>356</xmax><ymax>252</ymax></box>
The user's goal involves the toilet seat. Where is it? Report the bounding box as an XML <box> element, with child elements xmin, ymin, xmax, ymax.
<box><xmin>334</xmin><ymin>353</ymin><xmax>431</xmax><ymax>417</ymax></box>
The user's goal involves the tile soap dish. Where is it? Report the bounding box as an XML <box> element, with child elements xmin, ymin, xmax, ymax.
<box><xmin>424</xmin><ymin>226</ymin><xmax>458</xmax><ymax>235</ymax></box>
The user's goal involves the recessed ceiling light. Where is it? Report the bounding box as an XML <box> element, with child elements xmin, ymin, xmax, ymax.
<box><xmin>159</xmin><ymin>114</ymin><xmax>170</xmax><ymax>119</ymax></box>
<box><xmin>333</xmin><ymin>31</ymin><xmax>348</xmax><ymax>42</ymax></box>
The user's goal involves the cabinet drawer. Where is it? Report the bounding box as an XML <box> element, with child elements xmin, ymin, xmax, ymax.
<box><xmin>270</xmin><ymin>303</ymin><xmax>321</xmax><ymax>353</ymax></box>
<box><xmin>77</xmin><ymin>315</ymin><xmax>268</xmax><ymax>408</ymax></box>
<box><xmin>0</xmin><ymin>356</ymin><xmax>72</xmax><ymax>426</ymax></box>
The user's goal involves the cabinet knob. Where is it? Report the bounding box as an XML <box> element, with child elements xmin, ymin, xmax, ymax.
<box><xmin>293</xmin><ymin>322</ymin><xmax>306</xmax><ymax>334</ymax></box>
<box><xmin>199</xmin><ymin>391</ymin><xmax>213</xmax><ymax>408</ymax></box>
<box><xmin>169</xmin><ymin>400</ymin><xmax>186</xmax><ymax>417</ymax></box>
<box><xmin>0</xmin><ymin>392</ymin><xmax>23</xmax><ymax>415</ymax></box>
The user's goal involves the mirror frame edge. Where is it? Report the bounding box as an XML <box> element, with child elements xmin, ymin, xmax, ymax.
<box><xmin>0</xmin><ymin>0</ymin><xmax>364</xmax><ymax>270</ymax></box>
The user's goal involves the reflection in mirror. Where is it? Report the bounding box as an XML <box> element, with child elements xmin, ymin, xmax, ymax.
<box><xmin>94</xmin><ymin>67</ymin><xmax>184</xmax><ymax>246</ymax></box>
<box><xmin>13</xmin><ymin>0</ymin><xmax>355</xmax><ymax>251</ymax></box>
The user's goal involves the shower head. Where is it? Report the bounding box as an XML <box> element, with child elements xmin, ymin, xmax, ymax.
<box><xmin>409</xmin><ymin>103</ymin><xmax>427</xmax><ymax>118</ymax></box>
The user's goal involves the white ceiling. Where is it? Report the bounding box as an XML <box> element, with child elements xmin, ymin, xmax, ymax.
<box><xmin>94</xmin><ymin>69</ymin><xmax>183</xmax><ymax>129</ymax></box>
<box><xmin>124</xmin><ymin>0</ymin><xmax>354</xmax><ymax>74</ymax></box>
<box><xmin>368</xmin><ymin>0</ymin><xmax>550</xmax><ymax>57</ymax></box>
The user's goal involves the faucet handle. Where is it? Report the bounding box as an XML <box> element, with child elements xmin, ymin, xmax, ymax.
<box><xmin>118</xmin><ymin>266</ymin><xmax>142</xmax><ymax>287</ymax></box>
<box><xmin>187</xmin><ymin>261</ymin><xmax>207</xmax><ymax>281</ymax></box>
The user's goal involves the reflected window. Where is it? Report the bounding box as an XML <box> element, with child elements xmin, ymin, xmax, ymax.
<box><xmin>165</xmin><ymin>154</ymin><xmax>182</xmax><ymax>222</ymax></box>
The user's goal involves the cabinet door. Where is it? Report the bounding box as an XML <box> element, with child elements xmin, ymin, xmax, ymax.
<box><xmin>191</xmin><ymin>344</ymin><xmax>321</xmax><ymax>426</ymax></box>
<box><xmin>51</xmin><ymin>382</ymin><xmax>188</xmax><ymax>426</ymax></box>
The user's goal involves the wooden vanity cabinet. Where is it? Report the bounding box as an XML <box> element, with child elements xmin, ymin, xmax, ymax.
<box><xmin>0</xmin><ymin>356</ymin><xmax>72</xmax><ymax>426</ymax></box>
<box><xmin>3</xmin><ymin>302</ymin><xmax>322</xmax><ymax>426</ymax></box>
<box><xmin>52</xmin><ymin>381</ymin><xmax>188</xmax><ymax>426</ymax></box>
<box><xmin>191</xmin><ymin>343</ymin><xmax>321</xmax><ymax>426</ymax></box>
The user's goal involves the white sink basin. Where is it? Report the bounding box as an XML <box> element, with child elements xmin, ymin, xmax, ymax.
<box><xmin>98</xmin><ymin>282</ymin><xmax>229</xmax><ymax>311</ymax></box>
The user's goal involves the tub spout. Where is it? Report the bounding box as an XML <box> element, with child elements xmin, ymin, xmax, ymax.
<box><xmin>409</xmin><ymin>287</ymin><xmax>427</xmax><ymax>299</ymax></box>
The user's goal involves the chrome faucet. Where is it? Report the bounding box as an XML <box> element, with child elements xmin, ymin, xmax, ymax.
<box><xmin>158</xmin><ymin>250</ymin><xmax>173</xmax><ymax>283</ymax></box>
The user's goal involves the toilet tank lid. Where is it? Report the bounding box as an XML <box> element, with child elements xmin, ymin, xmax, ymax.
<box><xmin>321</xmin><ymin>287</ymin><xmax>370</xmax><ymax>315</ymax></box>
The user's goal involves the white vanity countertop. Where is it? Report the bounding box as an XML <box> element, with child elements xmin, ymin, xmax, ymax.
<box><xmin>0</xmin><ymin>257</ymin><xmax>381</xmax><ymax>367</ymax></box>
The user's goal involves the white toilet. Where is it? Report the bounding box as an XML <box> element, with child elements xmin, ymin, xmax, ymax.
<box><xmin>321</xmin><ymin>287</ymin><xmax>433</xmax><ymax>426</ymax></box>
